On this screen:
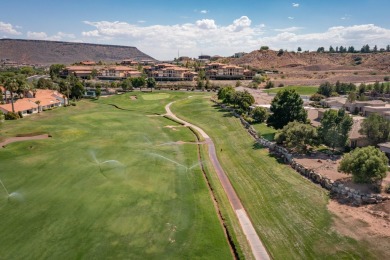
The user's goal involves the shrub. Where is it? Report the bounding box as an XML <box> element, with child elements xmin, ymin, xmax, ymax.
<box><xmin>251</xmin><ymin>107</ymin><xmax>269</xmax><ymax>123</ymax></box>
<box><xmin>353</xmin><ymin>72</ymin><xmax>358</xmax><ymax>75</ymax></box>
<box><xmin>310</xmin><ymin>93</ymin><xmax>326</xmax><ymax>101</ymax></box>
<box><xmin>18</xmin><ymin>111</ymin><xmax>23</xmax><ymax>118</ymax></box>
<box><xmin>385</xmin><ymin>184</ymin><xmax>390</xmax><ymax>194</ymax></box>
<box><xmin>264</xmin><ymin>81</ymin><xmax>274</xmax><ymax>89</ymax></box>
<box><xmin>71</xmin><ymin>102</ymin><xmax>76</xmax><ymax>106</ymax></box>
<box><xmin>384</xmin><ymin>76</ymin><xmax>389</xmax><ymax>82</ymax></box>
<box><xmin>278</xmin><ymin>83</ymin><xmax>284</xmax><ymax>88</ymax></box>
<box><xmin>5</xmin><ymin>112</ymin><xmax>20</xmax><ymax>120</ymax></box>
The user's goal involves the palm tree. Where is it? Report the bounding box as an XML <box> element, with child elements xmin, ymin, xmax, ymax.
<box><xmin>4</xmin><ymin>78</ymin><xmax>19</xmax><ymax>113</ymax></box>
<box><xmin>35</xmin><ymin>100</ymin><xmax>41</xmax><ymax>113</ymax></box>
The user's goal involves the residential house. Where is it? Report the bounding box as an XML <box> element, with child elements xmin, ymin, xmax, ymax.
<box><xmin>0</xmin><ymin>99</ymin><xmax>38</xmax><ymax>116</ymax></box>
<box><xmin>121</xmin><ymin>59</ymin><xmax>139</xmax><ymax>66</ymax></box>
<box><xmin>320</xmin><ymin>97</ymin><xmax>347</xmax><ymax>109</ymax></box>
<box><xmin>62</xmin><ymin>66</ymin><xmax>95</xmax><ymax>79</ymax></box>
<box><xmin>98</xmin><ymin>66</ymin><xmax>142</xmax><ymax>80</ymax></box>
<box><xmin>205</xmin><ymin>63</ymin><xmax>244</xmax><ymax>80</ymax></box>
<box><xmin>345</xmin><ymin>100</ymin><xmax>387</xmax><ymax>113</ymax></box>
<box><xmin>80</xmin><ymin>61</ymin><xmax>96</xmax><ymax>66</ymax></box>
<box><xmin>378</xmin><ymin>142</ymin><xmax>390</xmax><ymax>159</ymax></box>
<box><xmin>348</xmin><ymin>117</ymin><xmax>370</xmax><ymax>148</ymax></box>
<box><xmin>146</xmin><ymin>64</ymin><xmax>197</xmax><ymax>81</ymax></box>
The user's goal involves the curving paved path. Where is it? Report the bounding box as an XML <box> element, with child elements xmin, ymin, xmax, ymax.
<box><xmin>165</xmin><ymin>102</ymin><xmax>270</xmax><ymax>260</ymax></box>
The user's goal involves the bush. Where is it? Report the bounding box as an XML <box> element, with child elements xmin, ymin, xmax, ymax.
<box><xmin>278</xmin><ymin>83</ymin><xmax>284</xmax><ymax>88</ymax></box>
<box><xmin>5</xmin><ymin>112</ymin><xmax>20</xmax><ymax>120</ymax></box>
<box><xmin>385</xmin><ymin>184</ymin><xmax>390</xmax><ymax>194</ymax></box>
<box><xmin>71</xmin><ymin>102</ymin><xmax>76</xmax><ymax>106</ymax></box>
<box><xmin>384</xmin><ymin>76</ymin><xmax>389</xmax><ymax>82</ymax></box>
<box><xmin>264</xmin><ymin>81</ymin><xmax>274</xmax><ymax>89</ymax></box>
<box><xmin>251</xmin><ymin>106</ymin><xmax>269</xmax><ymax>123</ymax></box>
<box><xmin>18</xmin><ymin>111</ymin><xmax>23</xmax><ymax>118</ymax></box>
<box><xmin>338</xmin><ymin>146</ymin><xmax>388</xmax><ymax>183</ymax></box>
<box><xmin>310</xmin><ymin>93</ymin><xmax>326</xmax><ymax>101</ymax></box>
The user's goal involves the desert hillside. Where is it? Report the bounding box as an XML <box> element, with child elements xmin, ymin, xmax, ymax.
<box><xmin>0</xmin><ymin>39</ymin><xmax>156</xmax><ymax>65</ymax></box>
<box><xmin>230</xmin><ymin>50</ymin><xmax>390</xmax><ymax>72</ymax></box>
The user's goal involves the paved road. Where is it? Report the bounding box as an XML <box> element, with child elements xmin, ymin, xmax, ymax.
<box><xmin>165</xmin><ymin>101</ymin><xmax>270</xmax><ymax>260</ymax></box>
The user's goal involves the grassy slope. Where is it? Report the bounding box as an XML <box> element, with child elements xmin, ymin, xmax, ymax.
<box><xmin>251</xmin><ymin>123</ymin><xmax>277</xmax><ymax>141</ymax></box>
<box><xmin>172</xmin><ymin>96</ymin><xmax>375</xmax><ymax>259</ymax></box>
<box><xmin>0</xmin><ymin>92</ymin><xmax>231</xmax><ymax>259</ymax></box>
<box><xmin>265</xmin><ymin>85</ymin><xmax>319</xmax><ymax>95</ymax></box>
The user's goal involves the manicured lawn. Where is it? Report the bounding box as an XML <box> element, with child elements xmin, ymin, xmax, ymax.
<box><xmin>172</xmin><ymin>97</ymin><xmax>375</xmax><ymax>259</ymax></box>
<box><xmin>265</xmin><ymin>85</ymin><xmax>319</xmax><ymax>95</ymax></box>
<box><xmin>0</xmin><ymin>92</ymin><xmax>232</xmax><ymax>259</ymax></box>
<box><xmin>251</xmin><ymin>123</ymin><xmax>277</xmax><ymax>141</ymax></box>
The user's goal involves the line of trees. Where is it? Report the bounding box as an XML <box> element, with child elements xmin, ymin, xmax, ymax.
<box><xmin>316</xmin><ymin>44</ymin><xmax>390</xmax><ymax>53</ymax></box>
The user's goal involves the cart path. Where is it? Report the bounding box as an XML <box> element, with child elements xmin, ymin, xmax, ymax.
<box><xmin>165</xmin><ymin>101</ymin><xmax>270</xmax><ymax>260</ymax></box>
<box><xmin>0</xmin><ymin>134</ymin><xmax>49</xmax><ymax>148</ymax></box>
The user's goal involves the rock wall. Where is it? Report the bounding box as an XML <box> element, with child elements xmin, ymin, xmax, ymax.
<box><xmin>213</xmin><ymin>99</ymin><xmax>389</xmax><ymax>206</ymax></box>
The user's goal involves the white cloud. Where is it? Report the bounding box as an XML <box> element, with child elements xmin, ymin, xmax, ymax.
<box><xmin>0</xmin><ymin>21</ymin><xmax>22</xmax><ymax>35</ymax></box>
<box><xmin>288</xmin><ymin>17</ymin><xmax>294</xmax><ymax>20</ymax></box>
<box><xmin>229</xmin><ymin>16</ymin><xmax>252</xmax><ymax>32</ymax></box>
<box><xmin>80</xmin><ymin>18</ymin><xmax>390</xmax><ymax>60</ymax></box>
<box><xmin>292</xmin><ymin>3</ymin><xmax>300</xmax><ymax>7</ymax></box>
<box><xmin>27</xmin><ymin>31</ymin><xmax>48</xmax><ymax>39</ymax></box>
<box><xmin>200</xmin><ymin>10</ymin><xmax>209</xmax><ymax>14</ymax></box>
<box><xmin>137</xmin><ymin>20</ymin><xmax>146</xmax><ymax>23</ymax></box>
<box><xmin>81</xmin><ymin>16</ymin><xmax>263</xmax><ymax>59</ymax></box>
<box><xmin>196</xmin><ymin>19</ymin><xmax>217</xmax><ymax>30</ymax></box>
<box><xmin>275</xmin><ymin>27</ymin><xmax>304</xmax><ymax>32</ymax></box>
<box><xmin>27</xmin><ymin>31</ymin><xmax>76</xmax><ymax>41</ymax></box>
<box><xmin>258</xmin><ymin>24</ymin><xmax>390</xmax><ymax>51</ymax></box>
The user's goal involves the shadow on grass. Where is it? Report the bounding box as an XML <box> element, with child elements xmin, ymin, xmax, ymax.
<box><xmin>262</xmin><ymin>133</ymin><xmax>275</xmax><ymax>141</ymax></box>
<box><xmin>212</xmin><ymin>104</ymin><xmax>236</xmax><ymax>117</ymax></box>
<box><xmin>252</xmin><ymin>142</ymin><xmax>265</xmax><ymax>150</ymax></box>
<box><xmin>267</xmin><ymin>152</ymin><xmax>286</xmax><ymax>164</ymax></box>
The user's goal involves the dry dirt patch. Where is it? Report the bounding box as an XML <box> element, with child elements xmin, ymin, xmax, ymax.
<box><xmin>0</xmin><ymin>134</ymin><xmax>50</xmax><ymax>148</ymax></box>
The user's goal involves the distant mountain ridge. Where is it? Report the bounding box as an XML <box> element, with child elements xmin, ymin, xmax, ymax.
<box><xmin>0</xmin><ymin>39</ymin><xmax>156</xmax><ymax>65</ymax></box>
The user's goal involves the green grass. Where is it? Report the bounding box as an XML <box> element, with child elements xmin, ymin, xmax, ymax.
<box><xmin>265</xmin><ymin>85</ymin><xmax>319</xmax><ymax>95</ymax></box>
<box><xmin>172</xmin><ymin>97</ymin><xmax>376</xmax><ymax>259</ymax></box>
<box><xmin>251</xmin><ymin>123</ymin><xmax>277</xmax><ymax>141</ymax></box>
<box><xmin>142</xmin><ymin>92</ymin><xmax>170</xmax><ymax>100</ymax></box>
<box><xmin>0</xmin><ymin>92</ymin><xmax>232</xmax><ymax>259</ymax></box>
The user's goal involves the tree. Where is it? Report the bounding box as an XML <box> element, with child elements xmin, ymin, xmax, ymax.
<box><xmin>95</xmin><ymin>87</ymin><xmax>101</xmax><ymax>99</ymax></box>
<box><xmin>317</xmin><ymin>47</ymin><xmax>325</xmax><ymax>53</ymax></box>
<box><xmin>146</xmin><ymin>77</ymin><xmax>156</xmax><ymax>92</ymax></box>
<box><xmin>317</xmin><ymin>82</ymin><xmax>334</xmax><ymax>97</ymax></box>
<box><xmin>251</xmin><ymin>106</ymin><xmax>269</xmax><ymax>123</ymax></box>
<box><xmin>49</xmin><ymin>64</ymin><xmax>65</xmax><ymax>79</ymax></box>
<box><xmin>4</xmin><ymin>78</ymin><xmax>19</xmax><ymax>113</ymax></box>
<box><xmin>131</xmin><ymin>77</ymin><xmax>146</xmax><ymax>91</ymax></box>
<box><xmin>359</xmin><ymin>113</ymin><xmax>390</xmax><ymax>146</ymax></box>
<box><xmin>260</xmin><ymin>46</ymin><xmax>269</xmax><ymax>50</ymax></box>
<box><xmin>71</xmin><ymin>82</ymin><xmax>85</xmax><ymax>99</ymax></box>
<box><xmin>121</xmin><ymin>78</ymin><xmax>133</xmax><ymax>91</ymax></box>
<box><xmin>297</xmin><ymin>47</ymin><xmax>302</xmax><ymax>52</ymax></box>
<box><xmin>329</xmin><ymin>46</ymin><xmax>335</xmax><ymax>53</ymax></box>
<box><xmin>275</xmin><ymin>121</ymin><xmax>318</xmax><ymax>153</ymax></box>
<box><xmin>267</xmin><ymin>89</ymin><xmax>307</xmax><ymax>129</ymax></box>
<box><xmin>217</xmin><ymin>86</ymin><xmax>235</xmax><ymax>102</ymax></box>
<box><xmin>319</xmin><ymin>109</ymin><xmax>353</xmax><ymax>151</ymax></box>
<box><xmin>237</xmin><ymin>90</ymin><xmax>255</xmax><ymax>111</ymax></box>
<box><xmin>91</xmin><ymin>69</ymin><xmax>98</xmax><ymax>79</ymax></box>
<box><xmin>277</xmin><ymin>49</ymin><xmax>284</xmax><ymax>56</ymax></box>
<box><xmin>338</xmin><ymin>146</ymin><xmax>388</xmax><ymax>183</ymax></box>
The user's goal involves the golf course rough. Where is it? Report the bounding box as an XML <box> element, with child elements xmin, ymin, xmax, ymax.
<box><xmin>171</xmin><ymin>96</ymin><xmax>376</xmax><ymax>259</ymax></box>
<box><xmin>0</xmin><ymin>92</ymin><xmax>232</xmax><ymax>259</ymax></box>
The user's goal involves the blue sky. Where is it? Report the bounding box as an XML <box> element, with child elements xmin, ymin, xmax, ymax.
<box><xmin>1</xmin><ymin>0</ymin><xmax>390</xmax><ymax>60</ymax></box>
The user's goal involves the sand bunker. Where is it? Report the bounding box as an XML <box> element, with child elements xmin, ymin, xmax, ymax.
<box><xmin>0</xmin><ymin>134</ymin><xmax>50</xmax><ymax>148</ymax></box>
